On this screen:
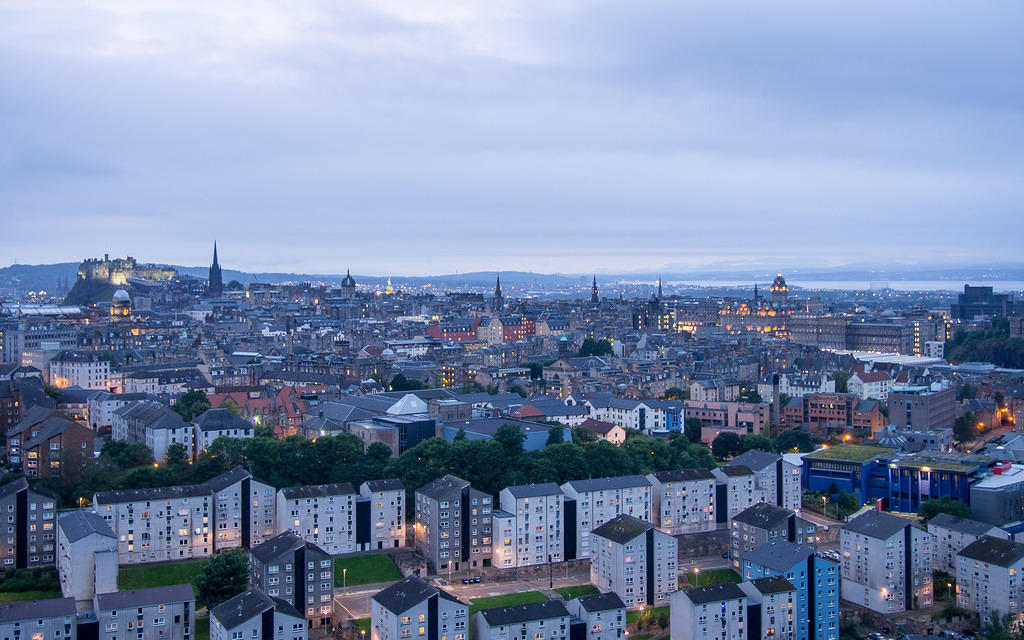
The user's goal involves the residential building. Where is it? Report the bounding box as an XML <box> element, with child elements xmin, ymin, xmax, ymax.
<box><xmin>276</xmin><ymin>483</ymin><xmax>357</xmax><ymax>555</ymax></box>
<box><xmin>210</xmin><ymin>588</ymin><xmax>306</xmax><ymax>640</ymax></box>
<box><xmin>840</xmin><ymin>511</ymin><xmax>933</xmax><ymax>613</ymax></box>
<box><xmin>849</xmin><ymin>370</ymin><xmax>893</xmax><ymax>401</ymax></box>
<box><xmin>565</xmin><ymin>593</ymin><xmax>626</xmax><ymax>640</ymax></box>
<box><xmin>6</xmin><ymin>412</ymin><xmax>94</xmax><ymax>478</ymax></box>
<box><xmin>711</xmin><ymin>466</ymin><xmax>757</xmax><ymax>521</ymax></box>
<box><xmin>57</xmin><ymin>510</ymin><xmax>117</xmax><ymax>610</ymax></box>
<box><xmin>576</xmin><ymin>418</ymin><xmax>627</xmax><ymax>445</ymax></box>
<box><xmin>414</xmin><ymin>475</ymin><xmax>492</xmax><ymax>574</ymax></box>
<box><xmin>970</xmin><ymin>463</ymin><xmax>1024</xmax><ymax>526</ymax></box>
<box><xmin>730</xmin><ymin>504</ymin><xmax>816</xmax><ymax>568</ymax></box>
<box><xmin>0</xmin><ymin>597</ymin><xmax>77</xmax><ymax>640</ymax></box>
<box><xmin>249</xmin><ymin>531</ymin><xmax>335</xmax><ymax>628</ymax></box>
<box><xmin>471</xmin><ymin>601</ymin><xmax>570</xmax><ymax>640</ymax></box>
<box><xmin>560</xmin><ymin>476</ymin><xmax>652</xmax><ymax>561</ymax></box>
<box><xmin>589</xmin><ymin>514</ymin><xmax>677</xmax><ymax>609</ymax></box>
<box><xmin>193</xmin><ymin>408</ymin><xmax>254</xmax><ymax>456</ymax></box>
<box><xmin>731</xmin><ymin>449</ymin><xmax>802</xmax><ymax>512</ymax></box>
<box><xmin>370</xmin><ymin>577</ymin><xmax>468</xmax><ymax>640</ymax></box>
<box><xmin>0</xmin><ymin>477</ymin><xmax>57</xmax><ymax>568</ymax></box>
<box><xmin>928</xmin><ymin>514</ymin><xmax>1007</xmax><ymax>574</ymax></box>
<box><xmin>888</xmin><ymin>383</ymin><xmax>956</xmax><ymax>432</ymax></box>
<box><xmin>358</xmin><ymin>479</ymin><xmax>406</xmax><ymax>551</ymax></box>
<box><xmin>49</xmin><ymin>351</ymin><xmax>111</xmax><ymax>390</ymax></box>
<box><xmin>646</xmin><ymin>469</ymin><xmax>715</xmax><ymax>535</ymax></box>
<box><xmin>741</xmin><ymin>540</ymin><xmax>839</xmax><ymax>640</ymax></box>
<box><xmin>95</xmin><ymin>584</ymin><xmax>196</xmax><ymax>640</ymax></box>
<box><xmin>956</xmin><ymin>535</ymin><xmax>1024</xmax><ymax>627</ymax></box>
<box><xmin>738</xmin><ymin>577</ymin><xmax>797</xmax><ymax>640</ymax></box>
<box><xmin>497</xmin><ymin>483</ymin><xmax>564</xmax><ymax>567</ymax></box>
<box><xmin>671</xmin><ymin>584</ymin><xmax>747</xmax><ymax>640</ymax></box>
<box><xmin>112</xmin><ymin>400</ymin><xmax>194</xmax><ymax>461</ymax></box>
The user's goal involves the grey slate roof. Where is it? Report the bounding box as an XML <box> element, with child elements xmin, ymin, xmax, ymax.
<box><xmin>591</xmin><ymin>514</ymin><xmax>653</xmax><ymax>544</ymax></box>
<box><xmin>742</xmin><ymin>540</ymin><xmax>815</xmax><ymax>572</ymax></box>
<box><xmin>250</xmin><ymin>531</ymin><xmax>327</xmax><ymax>564</ymax></box>
<box><xmin>649</xmin><ymin>469</ymin><xmax>715</xmax><ymax>483</ymax></box>
<box><xmin>194</xmin><ymin>408</ymin><xmax>251</xmax><ymax>431</ymax></box>
<box><xmin>204</xmin><ymin>466</ymin><xmax>255</xmax><ymax>492</ymax></box>
<box><xmin>96</xmin><ymin>584</ymin><xmax>194</xmax><ymax>610</ymax></box>
<box><xmin>372</xmin><ymin>576</ymin><xmax>464</xmax><ymax>615</ymax></box>
<box><xmin>478</xmin><ymin>600</ymin><xmax>569</xmax><ymax>626</ymax></box>
<box><xmin>362</xmin><ymin>478</ymin><xmax>404</xmax><ymax>492</ymax></box>
<box><xmin>22</xmin><ymin>415</ymin><xmax>80</xmax><ymax>450</ymax></box>
<box><xmin>730</xmin><ymin>449</ymin><xmax>781</xmax><ymax>472</ymax></box>
<box><xmin>94</xmin><ymin>483</ymin><xmax>210</xmax><ymax>504</ymax></box>
<box><xmin>716</xmin><ymin>465</ymin><xmax>754</xmax><ymax>477</ymax></box>
<box><xmin>59</xmin><ymin>509</ymin><xmax>115</xmax><ymax>542</ymax></box>
<box><xmin>748</xmin><ymin>576</ymin><xmax>796</xmax><ymax>595</ymax></box>
<box><xmin>732</xmin><ymin>503</ymin><xmax>793</xmax><ymax>529</ymax></box>
<box><xmin>504</xmin><ymin>483</ymin><xmax>563</xmax><ymax>499</ymax></box>
<box><xmin>563</xmin><ymin>475</ymin><xmax>650</xmax><ymax>493</ymax></box>
<box><xmin>684</xmin><ymin>583</ymin><xmax>746</xmax><ymax>605</ymax></box>
<box><xmin>0</xmin><ymin>597</ymin><xmax>76</xmax><ymax>623</ymax></box>
<box><xmin>958</xmin><ymin>536</ymin><xmax>1024</xmax><ymax>568</ymax></box>
<box><xmin>572</xmin><ymin>592</ymin><xmax>626</xmax><ymax>613</ymax></box>
<box><xmin>0</xmin><ymin>477</ymin><xmax>29</xmax><ymax>500</ymax></box>
<box><xmin>843</xmin><ymin>510</ymin><xmax>912</xmax><ymax>540</ymax></box>
<box><xmin>929</xmin><ymin>513</ymin><xmax>1002</xmax><ymax>536</ymax></box>
<box><xmin>416</xmin><ymin>474</ymin><xmax>470</xmax><ymax>500</ymax></box>
<box><xmin>210</xmin><ymin>589</ymin><xmax>302</xmax><ymax>631</ymax></box>
<box><xmin>280</xmin><ymin>483</ymin><xmax>356</xmax><ymax>500</ymax></box>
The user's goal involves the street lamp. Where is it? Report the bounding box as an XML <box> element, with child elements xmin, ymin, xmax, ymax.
<box><xmin>947</xmin><ymin>582</ymin><xmax>953</xmax><ymax>602</ymax></box>
<box><xmin>694</xmin><ymin>568</ymin><xmax>700</xmax><ymax>588</ymax></box>
<box><xmin>343</xmin><ymin>568</ymin><xmax>347</xmax><ymax>591</ymax></box>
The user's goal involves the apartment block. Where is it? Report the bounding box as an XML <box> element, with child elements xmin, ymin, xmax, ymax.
<box><xmin>840</xmin><ymin>511</ymin><xmax>933</xmax><ymax>613</ymax></box>
<box><xmin>414</xmin><ymin>475</ymin><xmax>492</xmax><ymax>574</ymax></box>
<box><xmin>928</xmin><ymin>513</ymin><xmax>1007</xmax><ymax>574</ymax></box>
<box><xmin>498</xmin><ymin>483</ymin><xmax>564</xmax><ymax>567</ymax></box>
<box><xmin>0</xmin><ymin>597</ymin><xmax>77</xmax><ymax>640</ymax></box>
<box><xmin>730</xmin><ymin>503</ymin><xmax>816</xmax><ymax>569</ymax></box>
<box><xmin>0</xmin><ymin>477</ymin><xmax>57</xmax><ymax>568</ymax></box>
<box><xmin>250</xmin><ymin>531</ymin><xmax>335</xmax><ymax>628</ymax></box>
<box><xmin>956</xmin><ymin>535</ymin><xmax>1024</xmax><ymax>627</ymax></box>
<box><xmin>95</xmin><ymin>584</ymin><xmax>196</xmax><ymax>640</ymax></box>
<box><xmin>646</xmin><ymin>469</ymin><xmax>715</xmax><ymax>535</ymax></box>
<box><xmin>49</xmin><ymin>351</ymin><xmax>111</xmax><ymax>390</ymax></box>
<box><xmin>560</xmin><ymin>476</ymin><xmax>651</xmax><ymax>560</ymax></box>
<box><xmin>739</xmin><ymin>577</ymin><xmax>797</xmax><ymax>640</ymax></box>
<box><xmin>358</xmin><ymin>479</ymin><xmax>405</xmax><ymax>551</ymax></box>
<box><xmin>711</xmin><ymin>465</ymin><xmax>757</xmax><ymax>521</ymax></box>
<box><xmin>730</xmin><ymin>449</ymin><xmax>802</xmax><ymax>513</ymax></box>
<box><xmin>370</xmin><ymin>577</ymin><xmax>468</xmax><ymax>640</ymax></box>
<box><xmin>276</xmin><ymin>483</ymin><xmax>357</xmax><ymax>555</ymax></box>
<box><xmin>565</xmin><ymin>593</ymin><xmax>625</xmax><ymax>640</ymax></box>
<box><xmin>671</xmin><ymin>584</ymin><xmax>747</xmax><ymax>640</ymax></box>
<box><xmin>211</xmin><ymin>588</ymin><xmax>306</xmax><ymax>640</ymax></box>
<box><xmin>590</xmin><ymin>514</ymin><xmax>677</xmax><ymax>609</ymax></box>
<box><xmin>57</xmin><ymin>510</ymin><xmax>118</xmax><ymax>610</ymax></box>
<box><xmin>472</xmin><ymin>601</ymin><xmax>570</xmax><ymax>640</ymax></box>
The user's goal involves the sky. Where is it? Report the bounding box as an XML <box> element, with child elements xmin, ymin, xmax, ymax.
<box><xmin>1</xmin><ymin>1</ymin><xmax>1022</xmax><ymax>276</ymax></box>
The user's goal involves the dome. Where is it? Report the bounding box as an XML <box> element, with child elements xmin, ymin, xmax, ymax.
<box><xmin>881</xmin><ymin>309</ymin><xmax>897</xmax><ymax>318</ymax></box>
<box><xmin>112</xmin><ymin>289</ymin><xmax>131</xmax><ymax>302</ymax></box>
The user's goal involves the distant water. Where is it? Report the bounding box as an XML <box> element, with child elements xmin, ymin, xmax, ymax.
<box><xmin>673</xmin><ymin>280</ymin><xmax>1024</xmax><ymax>293</ymax></box>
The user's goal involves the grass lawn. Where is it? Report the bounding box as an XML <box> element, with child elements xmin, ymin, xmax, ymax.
<box><xmin>683</xmin><ymin>568</ymin><xmax>740</xmax><ymax>587</ymax></box>
<box><xmin>353</xmin><ymin>618</ymin><xmax>371</xmax><ymax>634</ymax></box>
<box><xmin>469</xmin><ymin>591</ymin><xmax>548</xmax><ymax>615</ymax></box>
<box><xmin>118</xmin><ymin>559</ymin><xmax>209</xmax><ymax>592</ymax></box>
<box><xmin>553</xmin><ymin>585</ymin><xmax>598</xmax><ymax>600</ymax></box>
<box><xmin>0</xmin><ymin>590</ymin><xmax>62</xmax><ymax>602</ymax></box>
<box><xmin>626</xmin><ymin>605</ymin><xmax>669</xmax><ymax>625</ymax></box>
<box><xmin>194</xmin><ymin>617</ymin><xmax>209</xmax><ymax>640</ymax></box>
<box><xmin>334</xmin><ymin>554</ymin><xmax>402</xmax><ymax>587</ymax></box>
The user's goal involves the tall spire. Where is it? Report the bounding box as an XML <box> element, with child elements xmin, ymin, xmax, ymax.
<box><xmin>591</xmin><ymin>275</ymin><xmax>599</xmax><ymax>304</ymax></box>
<box><xmin>212</xmin><ymin>241</ymin><xmax>219</xmax><ymax>267</ymax></box>
<box><xmin>657</xmin><ymin>277</ymin><xmax>663</xmax><ymax>300</ymax></box>
<box><xmin>493</xmin><ymin>273</ymin><xmax>504</xmax><ymax>312</ymax></box>
<box><xmin>208</xmin><ymin>240</ymin><xmax>223</xmax><ymax>297</ymax></box>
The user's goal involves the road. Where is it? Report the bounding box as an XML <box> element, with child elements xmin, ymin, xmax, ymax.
<box><xmin>334</xmin><ymin>555</ymin><xmax>736</xmax><ymax>620</ymax></box>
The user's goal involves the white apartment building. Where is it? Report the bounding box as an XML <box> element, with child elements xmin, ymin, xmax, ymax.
<box><xmin>276</xmin><ymin>483</ymin><xmax>357</xmax><ymax>555</ymax></box>
<box><xmin>211</xmin><ymin>588</ymin><xmax>306</xmax><ymax>640</ymax></box>
<box><xmin>849</xmin><ymin>371</ymin><xmax>893</xmax><ymax>401</ymax></box>
<box><xmin>730</xmin><ymin>449</ymin><xmax>802</xmax><ymax>513</ymax></box>
<box><xmin>49</xmin><ymin>352</ymin><xmax>111</xmax><ymax>390</ymax></box>
<box><xmin>928</xmin><ymin>513</ymin><xmax>1006</xmax><ymax>574</ymax></box>
<box><xmin>561</xmin><ymin>476</ymin><xmax>652</xmax><ymax>560</ymax></box>
<box><xmin>646</xmin><ymin>468</ymin><xmax>715</xmax><ymax>535</ymax></box>
<box><xmin>565</xmin><ymin>592</ymin><xmax>626</xmax><ymax>640</ymax></box>
<box><xmin>0</xmin><ymin>598</ymin><xmax>77</xmax><ymax>640</ymax></box>
<box><xmin>956</xmin><ymin>535</ymin><xmax>1024</xmax><ymax>627</ymax></box>
<box><xmin>739</xmin><ymin>577</ymin><xmax>797</xmax><ymax>640</ymax></box>
<box><xmin>671</xmin><ymin>584</ymin><xmax>747</xmax><ymax>640</ymax></box>
<box><xmin>57</xmin><ymin>510</ymin><xmax>118</xmax><ymax>610</ymax></box>
<box><xmin>95</xmin><ymin>585</ymin><xmax>196</xmax><ymax>640</ymax></box>
<box><xmin>498</xmin><ymin>483</ymin><xmax>564</xmax><ymax>567</ymax></box>
<box><xmin>712</xmin><ymin>466</ymin><xmax>758</xmax><ymax>519</ymax></box>
<box><xmin>472</xmin><ymin>601</ymin><xmax>570</xmax><ymax>640</ymax></box>
<box><xmin>359</xmin><ymin>479</ymin><xmax>406</xmax><ymax>551</ymax></box>
<box><xmin>840</xmin><ymin>511</ymin><xmax>934</xmax><ymax>613</ymax></box>
<box><xmin>590</xmin><ymin>514</ymin><xmax>677</xmax><ymax>609</ymax></box>
<box><xmin>370</xmin><ymin>577</ymin><xmax>468</xmax><ymax>640</ymax></box>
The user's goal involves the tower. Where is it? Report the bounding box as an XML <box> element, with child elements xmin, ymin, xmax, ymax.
<box><xmin>493</xmin><ymin>274</ymin><xmax>504</xmax><ymax>313</ymax></box>
<box><xmin>753</xmin><ymin>283</ymin><xmax>760</xmax><ymax>306</ymax></box>
<box><xmin>591</xmin><ymin>276</ymin><xmax>599</xmax><ymax>304</ymax></box>
<box><xmin>208</xmin><ymin>242</ymin><xmax>223</xmax><ymax>297</ymax></box>
<box><xmin>657</xmin><ymin>277</ymin><xmax>663</xmax><ymax>300</ymax></box>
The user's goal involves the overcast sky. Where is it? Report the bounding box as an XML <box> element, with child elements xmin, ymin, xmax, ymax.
<box><xmin>1</xmin><ymin>1</ymin><xmax>1022</xmax><ymax>275</ymax></box>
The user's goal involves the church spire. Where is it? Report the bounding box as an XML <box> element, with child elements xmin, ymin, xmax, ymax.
<box><xmin>493</xmin><ymin>273</ymin><xmax>504</xmax><ymax>312</ymax></box>
<box><xmin>591</xmin><ymin>275</ymin><xmax>599</xmax><ymax>304</ymax></box>
<box><xmin>657</xmin><ymin>277</ymin><xmax>663</xmax><ymax>300</ymax></box>
<box><xmin>208</xmin><ymin>240</ymin><xmax>223</xmax><ymax>297</ymax></box>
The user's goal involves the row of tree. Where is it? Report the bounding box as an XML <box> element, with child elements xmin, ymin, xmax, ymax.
<box><xmin>945</xmin><ymin>317</ymin><xmax>1024</xmax><ymax>369</ymax></box>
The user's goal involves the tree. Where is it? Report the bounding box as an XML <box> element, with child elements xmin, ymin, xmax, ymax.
<box><xmin>775</xmin><ymin>429</ymin><xmax>815</xmax><ymax>453</ymax></box>
<box><xmin>226</xmin><ymin>280</ymin><xmax>244</xmax><ymax>291</ymax></box>
<box><xmin>684</xmin><ymin>417</ymin><xmax>703</xmax><ymax>443</ymax></box>
<box><xmin>919</xmin><ymin>496</ymin><xmax>972</xmax><ymax>522</ymax></box>
<box><xmin>43</xmin><ymin>382</ymin><xmax>63</xmax><ymax>401</ymax></box>
<box><xmin>453</xmin><ymin>427</ymin><xmax>468</xmax><ymax>442</ymax></box>
<box><xmin>389</xmin><ymin>374</ymin><xmax>424</xmax><ymax>392</ymax></box>
<box><xmin>460</xmin><ymin>381</ymin><xmax>485</xmax><ymax>394</ymax></box>
<box><xmin>572</xmin><ymin>427</ymin><xmax>599</xmax><ymax>445</ymax></box>
<box><xmin>577</xmin><ymin>338</ymin><xmax>613</xmax><ymax>357</ymax></box>
<box><xmin>218</xmin><ymin>397</ymin><xmax>241</xmax><ymax>416</ymax></box>
<box><xmin>194</xmin><ymin>548</ymin><xmax>249</xmax><ymax>610</ymax></box>
<box><xmin>741</xmin><ymin>434</ymin><xmax>773</xmax><ymax>453</ymax></box>
<box><xmin>173</xmin><ymin>390</ymin><xmax>211</xmax><ymax>422</ymax></box>
<box><xmin>836</xmin><ymin>490</ymin><xmax>860</xmax><ymax>517</ymax></box>
<box><xmin>831</xmin><ymin>371</ymin><xmax>852</xmax><ymax>394</ymax></box>
<box><xmin>507</xmin><ymin>383</ymin><xmax>527</xmax><ymax>398</ymax></box>
<box><xmin>525</xmin><ymin>362</ymin><xmax>544</xmax><ymax>380</ymax></box>
<box><xmin>711</xmin><ymin>433</ymin><xmax>743</xmax><ymax>460</ymax></box>
<box><xmin>494</xmin><ymin>424</ymin><xmax>526</xmax><ymax>459</ymax></box>
<box><xmin>165</xmin><ymin>443</ymin><xmax>188</xmax><ymax>467</ymax></box>
<box><xmin>545</xmin><ymin>427</ymin><xmax>565</xmax><ymax>447</ymax></box>
<box><xmin>101</xmin><ymin>441</ymin><xmax>154</xmax><ymax>470</ymax></box>
<box><xmin>954</xmin><ymin>412</ymin><xmax>977</xmax><ymax>444</ymax></box>
<box><xmin>739</xmin><ymin>388</ymin><xmax>762</xmax><ymax>403</ymax></box>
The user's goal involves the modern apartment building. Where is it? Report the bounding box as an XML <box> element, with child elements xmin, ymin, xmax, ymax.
<box><xmin>730</xmin><ymin>503</ymin><xmax>816</xmax><ymax>569</ymax></box>
<box><xmin>589</xmin><ymin>514</ymin><xmax>677</xmax><ymax>609</ymax></box>
<box><xmin>210</xmin><ymin>588</ymin><xmax>306</xmax><ymax>640</ymax></box>
<box><xmin>358</xmin><ymin>479</ymin><xmax>406</xmax><ymax>551</ymax></box>
<box><xmin>928</xmin><ymin>513</ymin><xmax>1007</xmax><ymax>573</ymax></box>
<box><xmin>0</xmin><ymin>597</ymin><xmax>77</xmax><ymax>640</ymax></box>
<box><xmin>472</xmin><ymin>601</ymin><xmax>570</xmax><ymax>640</ymax></box>
<box><xmin>840</xmin><ymin>511</ymin><xmax>933</xmax><ymax>613</ymax></box>
<box><xmin>646</xmin><ymin>468</ymin><xmax>715</xmax><ymax>535</ymax></box>
<box><xmin>0</xmin><ymin>477</ymin><xmax>57</xmax><ymax>568</ymax></box>
<box><xmin>730</xmin><ymin>449</ymin><xmax>802</xmax><ymax>512</ymax></box>
<box><xmin>249</xmin><ymin>531</ymin><xmax>335</xmax><ymax>628</ymax></box>
<box><xmin>49</xmin><ymin>351</ymin><xmax>111</xmax><ymax>390</ymax></box>
<box><xmin>565</xmin><ymin>593</ymin><xmax>626</xmax><ymax>640</ymax></box>
<box><xmin>671</xmin><ymin>584</ymin><xmax>747</xmax><ymax>640</ymax></box>
<box><xmin>414</xmin><ymin>475</ymin><xmax>492</xmax><ymax>574</ymax></box>
<box><xmin>956</xmin><ymin>535</ymin><xmax>1024</xmax><ymax>627</ymax></box>
<box><xmin>370</xmin><ymin>577</ymin><xmax>468</xmax><ymax>640</ymax></box>
<box><xmin>276</xmin><ymin>483</ymin><xmax>358</xmax><ymax>555</ymax></box>
<box><xmin>498</xmin><ymin>483</ymin><xmax>564</xmax><ymax>567</ymax></box>
<box><xmin>711</xmin><ymin>465</ymin><xmax>757</xmax><ymax>521</ymax></box>
<box><xmin>738</xmin><ymin>577</ymin><xmax>797</xmax><ymax>640</ymax></box>
<box><xmin>560</xmin><ymin>476</ymin><xmax>651</xmax><ymax>560</ymax></box>
<box><xmin>57</xmin><ymin>510</ymin><xmax>118</xmax><ymax>610</ymax></box>
<box><xmin>95</xmin><ymin>584</ymin><xmax>196</xmax><ymax>640</ymax></box>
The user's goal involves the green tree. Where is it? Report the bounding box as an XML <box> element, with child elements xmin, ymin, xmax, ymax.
<box><xmin>507</xmin><ymin>383</ymin><xmax>527</xmax><ymax>398</ymax></box>
<box><xmin>836</xmin><ymin>490</ymin><xmax>860</xmax><ymax>517</ymax></box>
<box><xmin>959</xmin><ymin>383</ymin><xmax>974</xmax><ymax>401</ymax></box>
<box><xmin>572</xmin><ymin>426</ymin><xmax>599</xmax><ymax>445</ymax></box>
<box><xmin>545</xmin><ymin>427</ymin><xmax>565</xmax><ymax>447</ymax></box>
<box><xmin>775</xmin><ymin>429</ymin><xmax>815</xmax><ymax>452</ymax></box>
<box><xmin>494</xmin><ymin>424</ymin><xmax>526</xmax><ymax>459</ymax></box>
<box><xmin>101</xmin><ymin>441</ymin><xmax>154</xmax><ymax>470</ymax></box>
<box><xmin>919</xmin><ymin>496</ymin><xmax>972</xmax><ymax>522</ymax></box>
<box><xmin>684</xmin><ymin>417</ymin><xmax>703</xmax><ymax>443</ymax></box>
<box><xmin>389</xmin><ymin>374</ymin><xmax>424</xmax><ymax>391</ymax></box>
<box><xmin>226</xmin><ymin>280</ymin><xmax>244</xmax><ymax>291</ymax></box>
<box><xmin>43</xmin><ymin>382</ymin><xmax>63</xmax><ymax>402</ymax></box>
<box><xmin>453</xmin><ymin>427</ymin><xmax>468</xmax><ymax>442</ymax></box>
<box><xmin>954</xmin><ymin>412</ymin><xmax>977</xmax><ymax>444</ymax></box>
<box><xmin>194</xmin><ymin>549</ymin><xmax>249</xmax><ymax>610</ymax></box>
<box><xmin>165</xmin><ymin>443</ymin><xmax>188</xmax><ymax>467</ymax></box>
<box><xmin>460</xmin><ymin>381</ymin><xmax>485</xmax><ymax>394</ymax></box>
<box><xmin>741</xmin><ymin>434</ymin><xmax>773</xmax><ymax>453</ymax></box>
<box><xmin>739</xmin><ymin>388</ymin><xmax>762</xmax><ymax>403</ymax></box>
<box><xmin>577</xmin><ymin>338</ymin><xmax>613</xmax><ymax>357</ymax></box>
<box><xmin>218</xmin><ymin>397</ymin><xmax>241</xmax><ymax>416</ymax></box>
<box><xmin>173</xmin><ymin>390</ymin><xmax>211</xmax><ymax>421</ymax></box>
<box><xmin>831</xmin><ymin>371</ymin><xmax>852</xmax><ymax>394</ymax></box>
<box><xmin>711</xmin><ymin>433</ymin><xmax>743</xmax><ymax>460</ymax></box>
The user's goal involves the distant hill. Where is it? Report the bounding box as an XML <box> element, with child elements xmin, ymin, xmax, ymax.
<box><xmin>0</xmin><ymin>262</ymin><xmax>79</xmax><ymax>293</ymax></box>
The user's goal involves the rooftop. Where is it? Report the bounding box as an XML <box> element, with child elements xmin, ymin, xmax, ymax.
<box><xmin>804</xmin><ymin>444</ymin><xmax>894</xmax><ymax>463</ymax></box>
